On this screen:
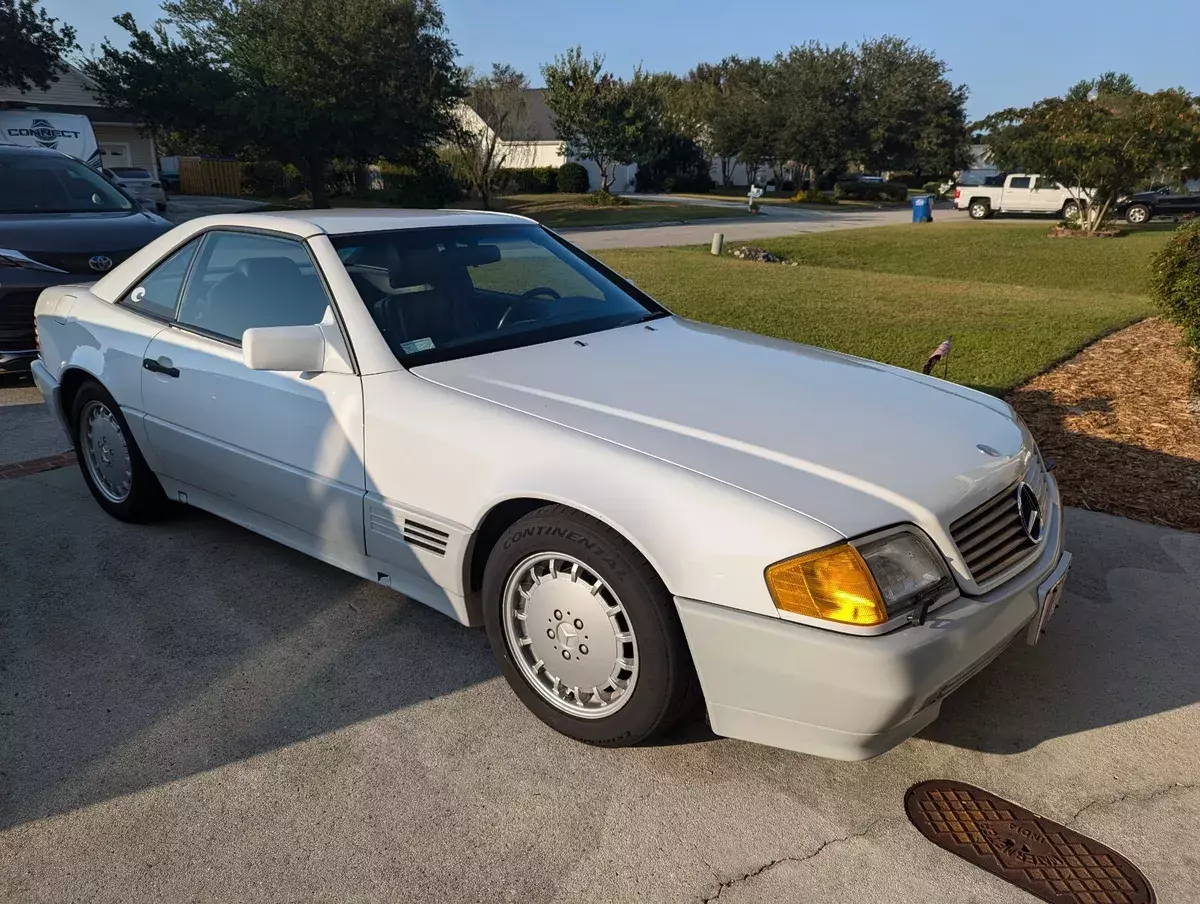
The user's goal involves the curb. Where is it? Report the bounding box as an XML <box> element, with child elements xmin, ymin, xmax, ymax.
<box><xmin>0</xmin><ymin>451</ymin><xmax>76</xmax><ymax>479</ymax></box>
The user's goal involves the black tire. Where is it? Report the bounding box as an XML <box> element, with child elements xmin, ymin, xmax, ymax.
<box><xmin>968</xmin><ymin>199</ymin><xmax>991</xmax><ymax>220</ymax></box>
<box><xmin>1125</xmin><ymin>203</ymin><xmax>1151</xmax><ymax>225</ymax></box>
<box><xmin>1062</xmin><ymin>201</ymin><xmax>1081</xmax><ymax>220</ymax></box>
<box><xmin>482</xmin><ymin>504</ymin><xmax>699</xmax><ymax>747</ymax></box>
<box><xmin>70</xmin><ymin>379</ymin><xmax>167</xmax><ymax>522</ymax></box>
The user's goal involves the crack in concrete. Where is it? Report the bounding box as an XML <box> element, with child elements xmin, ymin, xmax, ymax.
<box><xmin>700</xmin><ymin>819</ymin><xmax>883</xmax><ymax>903</ymax></box>
<box><xmin>1067</xmin><ymin>782</ymin><xmax>1200</xmax><ymax>825</ymax></box>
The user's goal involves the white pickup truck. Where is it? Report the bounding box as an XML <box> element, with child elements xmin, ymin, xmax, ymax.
<box><xmin>954</xmin><ymin>174</ymin><xmax>1086</xmax><ymax>220</ymax></box>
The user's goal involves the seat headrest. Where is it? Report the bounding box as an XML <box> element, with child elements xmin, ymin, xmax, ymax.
<box><xmin>237</xmin><ymin>256</ymin><xmax>303</xmax><ymax>282</ymax></box>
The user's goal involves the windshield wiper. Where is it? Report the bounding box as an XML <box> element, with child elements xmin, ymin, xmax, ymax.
<box><xmin>619</xmin><ymin>310</ymin><xmax>671</xmax><ymax>327</ymax></box>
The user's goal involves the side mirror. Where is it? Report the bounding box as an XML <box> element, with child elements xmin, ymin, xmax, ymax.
<box><xmin>242</xmin><ymin>324</ymin><xmax>326</xmax><ymax>372</ymax></box>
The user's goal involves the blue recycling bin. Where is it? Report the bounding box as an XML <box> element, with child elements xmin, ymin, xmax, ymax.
<box><xmin>911</xmin><ymin>194</ymin><xmax>933</xmax><ymax>223</ymax></box>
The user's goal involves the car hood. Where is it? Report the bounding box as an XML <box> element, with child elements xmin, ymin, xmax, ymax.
<box><xmin>415</xmin><ymin>317</ymin><xmax>1033</xmax><ymax>540</ymax></box>
<box><xmin>0</xmin><ymin>210</ymin><xmax>172</xmax><ymax>254</ymax></box>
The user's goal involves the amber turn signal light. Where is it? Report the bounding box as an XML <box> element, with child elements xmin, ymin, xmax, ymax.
<box><xmin>764</xmin><ymin>544</ymin><xmax>888</xmax><ymax>626</ymax></box>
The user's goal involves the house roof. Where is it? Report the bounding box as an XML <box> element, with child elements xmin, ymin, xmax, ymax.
<box><xmin>0</xmin><ymin>65</ymin><xmax>143</xmax><ymax>124</ymax></box>
<box><xmin>468</xmin><ymin>88</ymin><xmax>557</xmax><ymax>143</ymax></box>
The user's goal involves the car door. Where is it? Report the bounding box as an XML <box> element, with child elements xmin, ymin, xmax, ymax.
<box><xmin>1001</xmin><ymin>175</ymin><xmax>1034</xmax><ymax>211</ymax></box>
<box><xmin>139</xmin><ymin>228</ymin><xmax>366</xmax><ymax>557</ymax></box>
<box><xmin>1030</xmin><ymin>176</ymin><xmax>1065</xmax><ymax>212</ymax></box>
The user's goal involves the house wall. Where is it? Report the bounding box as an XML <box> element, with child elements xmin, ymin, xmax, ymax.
<box><xmin>0</xmin><ymin>68</ymin><xmax>97</xmax><ymax>107</ymax></box>
<box><xmin>709</xmin><ymin>157</ymin><xmax>773</xmax><ymax>188</ymax></box>
<box><xmin>93</xmin><ymin>124</ymin><xmax>157</xmax><ymax>174</ymax></box>
<box><xmin>503</xmin><ymin>141</ymin><xmax>564</xmax><ymax>169</ymax></box>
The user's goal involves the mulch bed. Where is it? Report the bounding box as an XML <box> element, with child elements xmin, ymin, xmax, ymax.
<box><xmin>1007</xmin><ymin>318</ymin><xmax>1200</xmax><ymax>531</ymax></box>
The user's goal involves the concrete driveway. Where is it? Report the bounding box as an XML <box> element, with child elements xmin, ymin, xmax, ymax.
<box><xmin>1</xmin><ymin>459</ymin><xmax>1197</xmax><ymax>902</ymax></box>
<box><xmin>163</xmin><ymin>195</ymin><xmax>267</xmax><ymax>225</ymax></box>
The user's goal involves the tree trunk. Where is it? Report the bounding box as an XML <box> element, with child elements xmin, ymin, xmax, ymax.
<box><xmin>307</xmin><ymin>157</ymin><xmax>330</xmax><ymax>209</ymax></box>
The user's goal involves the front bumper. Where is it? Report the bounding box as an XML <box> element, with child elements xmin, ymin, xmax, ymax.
<box><xmin>676</xmin><ymin>479</ymin><xmax>1066</xmax><ymax>761</ymax></box>
<box><xmin>0</xmin><ymin>269</ymin><xmax>79</xmax><ymax>372</ymax></box>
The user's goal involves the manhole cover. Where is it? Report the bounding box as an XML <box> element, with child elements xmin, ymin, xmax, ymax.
<box><xmin>906</xmin><ymin>780</ymin><xmax>1155</xmax><ymax>904</ymax></box>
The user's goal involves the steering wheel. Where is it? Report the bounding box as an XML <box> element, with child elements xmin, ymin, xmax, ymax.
<box><xmin>497</xmin><ymin>286</ymin><xmax>560</xmax><ymax>328</ymax></box>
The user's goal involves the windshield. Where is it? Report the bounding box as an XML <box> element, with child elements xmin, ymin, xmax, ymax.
<box><xmin>332</xmin><ymin>224</ymin><xmax>664</xmax><ymax>366</ymax></box>
<box><xmin>0</xmin><ymin>153</ymin><xmax>133</xmax><ymax>213</ymax></box>
<box><xmin>111</xmin><ymin>167</ymin><xmax>152</xmax><ymax>179</ymax></box>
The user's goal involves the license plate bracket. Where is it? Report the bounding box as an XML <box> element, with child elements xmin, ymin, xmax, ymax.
<box><xmin>1027</xmin><ymin>551</ymin><xmax>1071</xmax><ymax>646</ymax></box>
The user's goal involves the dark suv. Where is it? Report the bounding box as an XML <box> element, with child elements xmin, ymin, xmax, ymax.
<box><xmin>0</xmin><ymin>144</ymin><xmax>172</xmax><ymax>372</ymax></box>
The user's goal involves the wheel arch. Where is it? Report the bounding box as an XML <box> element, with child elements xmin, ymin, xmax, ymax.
<box><xmin>58</xmin><ymin>365</ymin><xmax>105</xmax><ymax>440</ymax></box>
<box><xmin>462</xmin><ymin>495</ymin><xmax>667</xmax><ymax>627</ymax></box>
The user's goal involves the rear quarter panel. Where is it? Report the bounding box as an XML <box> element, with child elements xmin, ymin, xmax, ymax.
<box><xmin>35</xmin><ymin>289</ymin><xmax>167</xmax><ymax>462</ymax></box>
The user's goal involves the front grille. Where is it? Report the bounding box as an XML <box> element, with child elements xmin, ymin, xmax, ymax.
<box><xmin>950</xmin><ymin>460</ymin><xmax>1047</xmax><ymax>585</ymax></box>
<box><xmin>0</xmin><ymin>289</ymin><xmax>38</xmax><ymax>350</ymax></box>
<box><xmin>19</xmin><ymin>249</ymin><xmax>132</xmax><ymax>275</ymax></box>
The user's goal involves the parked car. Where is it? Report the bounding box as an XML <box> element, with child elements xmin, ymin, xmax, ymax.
<box><xmin>954</xmin><ymin>173</ymin><xmax>1087</xmax><ymax>220</ymax></box>
<box><xmin>30</xmin><ymin>210</ymin><xmax>1070</xmax><ymax>761</ymax></box>
<box><xmin>104</xmin><ymin>166</ymin><xmax>168</xmax><ymax>212</ymax></box>
<box><xmin>1117</xmin><ymin>186</ymin><xmax>1200</xmax><ymax>224</ymax></box>
<box><xmin>0</xmin><ymin>144</ymin><xmax>172</xmax><ymax>372</ymax></box>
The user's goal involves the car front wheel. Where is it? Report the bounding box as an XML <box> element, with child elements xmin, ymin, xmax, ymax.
<box><xmin>1125</xmin><ymin>203</ymin><xmax>1151</xmax><ymax>224</ymax></box>
<box><xmin>482</xmin><ymin>505</ymin><xmax>698</xmax><ymax>746</ymax></box>
<box><xmin>71</xmin><ymin>380</ymin><xmax>166</xmax><ymax>522</ymax></box>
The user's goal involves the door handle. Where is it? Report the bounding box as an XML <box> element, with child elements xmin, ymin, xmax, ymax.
<box><xmin>143</xmin><ymin>357</ymin><xmax>180</xmax><ymax>378</ymax></box>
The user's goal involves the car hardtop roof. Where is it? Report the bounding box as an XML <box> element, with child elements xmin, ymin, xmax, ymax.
<box><xmin>222</xmin><ymin>207</ymin><xmax>537</xmax><ymax>236</ymax></box>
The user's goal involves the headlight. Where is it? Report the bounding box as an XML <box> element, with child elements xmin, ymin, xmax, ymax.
<box><xmin>855</xmin><ymin>531</ymin><xmax>949</xmax><ymax>614</ymax></box>
<box><xmin>765</xmin><ymin>529</ymin><xmax>951</xmax><ymax>627</ymax></box>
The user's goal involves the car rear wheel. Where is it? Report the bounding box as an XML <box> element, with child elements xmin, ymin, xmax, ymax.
<box><xmin>968</xmin><ymin>200</ymin><xmax>991</xmax><ymax>220</ymax></box>
<box><xmin>1125</xmin><ymin>203</ymin><xmax>1151</xmax><ymax>224</ymax></box>
<box><xmin>482</xmin><ymin>505</ymin><xmax>698</xmax><ymax>746</ymax></box>
<box><xmin>71</xmin><ymin>380</ymin><xmax>167</xmax><ymax>522</ymax></box>
<box><xmin>1062</xmin><ymin>201</ymin><xmax>1081</xmax><ymax>220</ymax></box>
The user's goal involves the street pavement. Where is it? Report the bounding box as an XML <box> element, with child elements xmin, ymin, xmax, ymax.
<box><xmin>565</xmin><ymin>203</ymin><xmax>968</xmax><ymax>250</ymax></box>
<box><xmin>1</xmin><ymin>463</ymin><xmax>1197</xmax><ymax>903</ymax></box>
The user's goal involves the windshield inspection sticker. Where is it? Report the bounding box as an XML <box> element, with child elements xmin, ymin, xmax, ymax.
<box><xmin>400</xmin><ymin>337</ymin><xmax>435</xmax><ymax>354</ymax></box>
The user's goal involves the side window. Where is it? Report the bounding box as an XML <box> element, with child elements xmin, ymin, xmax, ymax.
<box><xmin>1032</xmin><ymin>177</ymin><xmax>1059</xmax><ymax>191</ymax></box>
<box><xmin>1008</xmin><ymin>176</ymin><xmax>1032</xmax><ymax>190</ymax></box>
<box><xmin>176</xmin><ymin>231</ymin><xmax>331</xmax><ymax>343</ymax></box>
<box><xmin>121</xmin><ymin>239</ymin><xmax>200</xmax><ymax>319</ymax></box>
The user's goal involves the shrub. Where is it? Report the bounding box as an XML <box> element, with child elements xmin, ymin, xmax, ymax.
<box><xmin>833</xmin><ymin>180</ymin><xmax>909</xmax><ymax>202</ymax></box>
<box><xmin>496</xmin><ymin>166</ymin><xmax>558</xmax><ymax>194</ymax></box>
<box><xmin>790</xmin><ymin>187</ymin><xmax>832</xmax><ymax>204</ymax></box>
<box><xmin>583</xmin><ymin>188</ymin><xmax>627</xmax><ymax>207</ymax></box>
<box><xmin>374</xmin><ymin>162</ymin><xmax>462</xmax><ymax>207</ymax></box>
<box><xmin>242</xmin><ymin>160</ymin><xmax>304</xmax><ymax>197</ymax></box>
<box><xmin>922</xmin><ymin>181</ymin><xmax>943</xmax><ymax>198</ymax></box>
<box><xmin>557</xmin><ymin>161</ymin><xmax>590</xmax><ymax>194</ymax></box>
<box><xmin>1150</xmin><ymin>220</ymin><xmax>1200</xmax><ymax>356</ymax></box>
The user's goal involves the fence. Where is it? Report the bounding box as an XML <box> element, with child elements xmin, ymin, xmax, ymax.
<box><xmin>178</xmin><ymin>157</ymin><xmax>243</xmax><ymax>196</ymax></box>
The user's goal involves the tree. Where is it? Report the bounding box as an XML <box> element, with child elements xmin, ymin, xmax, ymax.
<box><xmin>853</xmin><ymin>36</ymin><xmax>971</xmax><ymax>178</ymax></box>
<box><xmin>540</xmin><ymin>47</ymin><xmax>660</xmax><ymax>193</ymax></box>
<box><xmin>775</xmin><ymin>42</ymin><xmax>859</xmax><ymax>189</ymax></box>
<box><xmin>678</xmin><ymin>61</ymin><xmax>740</xmax><ymax>186</ymax></box>
<box><xmin>86</xmin><ymin>0</ymin><xmax>462</xmax><ymax>208</ymax></box>
<box><xmin>453</xmin><ymin>63</ymin><xmax>531</xmax><ymax>209</ymax></box>
<box><xmin>978</xmin><ymin>75</ymin><xmax>1200</xmax><ymax>233</ymax></box>
<box><xmin>0</xmin><ymin>0</ymin><xmax>77</xmax><ymax>92</ymax></box>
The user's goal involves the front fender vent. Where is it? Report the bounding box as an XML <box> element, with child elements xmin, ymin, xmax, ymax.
<box><xmin>403</xmin><ymin>518</ymin><xmax>449</xmax><ymax>556</ymax></box>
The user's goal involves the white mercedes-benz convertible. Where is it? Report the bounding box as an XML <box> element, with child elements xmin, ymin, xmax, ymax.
<box><xmin>31</xmin><ymin>210</ymin><xmax>1070</xmax><ymax>760</ymax></box>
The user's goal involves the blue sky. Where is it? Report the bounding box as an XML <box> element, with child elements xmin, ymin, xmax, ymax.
<box><xmin>45</xmin><ymin>0</ymin><xmax>1199</xmax><ymax>121</ymax></box>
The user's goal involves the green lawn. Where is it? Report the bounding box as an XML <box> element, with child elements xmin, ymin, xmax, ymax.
<box><xmin>454</xmin><ymin>193</ymin><xmax>751</xmax><ymax>228</ymax></box>
<box><xmin>597</xmin><ymin>223</ymin><xmax>1167</xmax><ymax>394</ymax></box>
<box><xmin>258</xmin><ymin>192</ymin><xmax>750</xmax><ymax>229</ymax></box>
